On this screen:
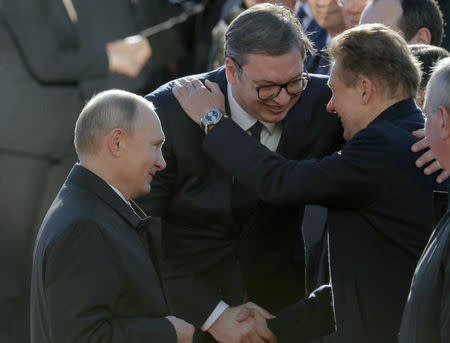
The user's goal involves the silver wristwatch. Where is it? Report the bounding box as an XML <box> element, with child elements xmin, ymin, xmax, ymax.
<box><xmin>200</xmin><ymin>108</ymin><xmax>226</xmax><ymax>134</ymax></box>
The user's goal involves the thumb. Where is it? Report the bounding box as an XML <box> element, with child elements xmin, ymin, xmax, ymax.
<box><xmin>236</xmin><ymin>307</ymin><xmax>252</xmax><ymax>323</ymax></box>
<box><xmin>205</xmin><ymin>79</ymin><xmax>222</xmax><ymax>95</ymax></box>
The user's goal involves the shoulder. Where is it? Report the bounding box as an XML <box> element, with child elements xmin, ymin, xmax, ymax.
<box><xmin>145</xmin><ymin>67</ymin><xmax>227</xmax><ymax>104</ymax></box>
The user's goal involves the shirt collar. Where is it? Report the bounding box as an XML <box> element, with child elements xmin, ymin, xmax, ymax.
<box><xmin>227</xmin><ymin>83</ymin><xmax>277</xmax><ymax>134</ymax></box>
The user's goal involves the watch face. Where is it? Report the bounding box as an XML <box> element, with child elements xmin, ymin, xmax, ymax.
<box><xmin>206</xmin><ymin>110</ymin><xmax>220</xmax><ymax>122</ymax></box>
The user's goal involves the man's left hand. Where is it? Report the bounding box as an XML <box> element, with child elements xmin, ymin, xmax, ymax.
<box><xmin>411</xmin><ymin>128</ymin><xmax>449</xmax><ymax>183</ymax></box>
<box><xmin>172</xmin><ymin>78</ymin><xmax>225</xmax><ymax>125</ymax></box>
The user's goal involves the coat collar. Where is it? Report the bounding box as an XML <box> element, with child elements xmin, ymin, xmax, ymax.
<box><xmin>369</xmin><ymin>98</ymin><xmax>421</xmax><ymax>126</ymax></box>
<box><xmin>67</xmin><ymin>164</ymin><xmax>151</xmax><ymax>231</ymax></box>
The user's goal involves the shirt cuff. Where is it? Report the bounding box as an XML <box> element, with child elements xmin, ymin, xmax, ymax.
<box><xmin>201</xmin><ymin>301</ymin><xmax>229</xmax><ymax>331</ymax></box>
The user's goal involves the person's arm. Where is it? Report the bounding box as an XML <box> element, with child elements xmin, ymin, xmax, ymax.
<box><xmin>44</xmin><ymin>221</ymin><xmax>185</xmax><ymax>343</ymax></box>
<box><xmin>237</xmin><ymin>285</ymin><xmax>335</xmax><ymax>343</ymax></box>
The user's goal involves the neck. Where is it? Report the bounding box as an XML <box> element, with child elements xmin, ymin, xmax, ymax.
<box><xmin>328</xmin><ymin>26</ymin><xmax>346</xmax><ymax>38</ymax></box>
<box><xmin>79</xmin><ymin>158</ymin><xmax>130</xmax><ymax>201</ymax></box>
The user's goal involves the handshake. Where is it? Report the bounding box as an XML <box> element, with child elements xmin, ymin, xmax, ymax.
<box><xmin>168</xmin><ymin>302</ymin><xmax>277</xmax><ymax>343</ymax></box>
<box><xmin>106</xmin><ymin>34</ymin><xmax>152</xmax><ymax>78</ymax></box>
<box><xmin>168</xmin><ymin>284</ymin><xmax>334</xmax><ymax>343</ymax></box>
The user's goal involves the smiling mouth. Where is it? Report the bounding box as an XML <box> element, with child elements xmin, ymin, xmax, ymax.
<box><xmin>264</xmin><ymin>104</ymin><xmax>286</xmax><ymax>114</ymax></box>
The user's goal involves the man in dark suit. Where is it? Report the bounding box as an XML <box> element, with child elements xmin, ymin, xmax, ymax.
<box><xmin>173</xmin><ymin>24</ymin><xmax>446</xmax><ymax>343</ymax></box>
<box><xmin>136</xmin><ymin>3</ymin><xmax>342</xmax><ymax>342</ymax></box>
<box><xmin>30</xmin><ymin>90</ymin><xmax>195</xmax><ymax>343</ymax></box>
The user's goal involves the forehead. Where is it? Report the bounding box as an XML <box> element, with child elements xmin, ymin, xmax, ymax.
<box><xmin>343</xmin><ymin>0</ymin><xmax>368</xmax><ymax>10</ymax></box>
<box><xmin>243</xmin><ymin>49</ymin><xmax>303</xmax><ymax>83</ymax></box>
<box><xmin>360</xmin><ymin>0</ymin><xmax>402</xmax><ymax>29</ymax></box>
<box><xmin>328</xmin><ymin>61</ymin><xmax>343</xmax><ymax>87</ymax></box>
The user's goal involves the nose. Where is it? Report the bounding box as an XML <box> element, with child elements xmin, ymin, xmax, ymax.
<box><xmin>326</xmin><ymin>97</ymin><xmax>335</xmax><ymax>114</ymax></box>
<box><xmin>155</xmin><ymin>150</ymin><xmax>166</xmax><ymax>171</ymax></box>
<box><xmin>272</xmin><ymin>87</ymin><xmax>291</xmax><ymax>106</ymax></box>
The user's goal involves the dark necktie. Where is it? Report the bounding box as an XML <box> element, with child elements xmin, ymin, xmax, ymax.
<box><xmin>232</xmin><ymin>121</ymin><xmax>264</xmax><ymax>225</ymax></box>
<box><xmin>248</xmin><ymin>121</ymin><xmax>263</xmax><ymax>142</ymax></box>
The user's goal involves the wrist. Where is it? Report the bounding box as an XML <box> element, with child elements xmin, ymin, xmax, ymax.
<box><xmin>200</xmin><ymin>108</ymin><xmax>227</xmax><ymax>135</ymax></box>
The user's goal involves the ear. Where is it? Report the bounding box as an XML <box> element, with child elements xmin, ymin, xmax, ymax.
<box><xmin>106</xmin><ymin>128</ymin><xmax>125</xmax><ymax>157</ymax></box>
<box><xmin>225</xmin><ymin>57</ymin><xmax>239</xmax><ymax>85</ymax></box>
<box><xmin>409</xmin><ymin>27</ymin><xmax>432</xmax><ymax>45</ymax></box>
<box><xmin>358</xmin><ymin>77</ymin><xmax>374</xmax><ymax>105</ymax></box>
<box><xmin>438</xmin><ymin>106</ymin><xmax>450</xmax><ymax>141</ymax></box>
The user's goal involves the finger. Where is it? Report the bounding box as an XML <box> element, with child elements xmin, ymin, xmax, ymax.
<box><xmin>236</xmin><ymin>307</ymin><xmax>252</xmax><ymax>323</ymax></box>
<box><xmin>178</xmin><ymin>77</ymin><xmax>194</xmax><ymax>91</ymax></box>
<box><xmin>424</xmin><ymin>160</ymin><xmax>441</xmax><ymax>175</ymax></box>
<box><xmin>411</xmin><ymin>137</ymin><xmax>429</xmax><ymax>153</ymax></box>
<box><xmin>256</xmin><ymin>325</ymin><xmax>278</xmax><ymax>343</ymax></box>
<box><xmin>191</xmin><ymin>78</ymin><xmax>206</xmax><ymax>90</ymax></box>
<box><xmin>255</xmin><ymin>324</ymin><xmax>277</xmax><ymax>343</ymax></box>
<box><xmin>245</xmin><ymin>310</ymin><xmax>277</xmax><ymax>343</ymax></box>
<box><xmin>172</xmin><ymin>83</ymin><xmax>186</xmax><ymax>100</ymax></box>
<box><xmin>415</xmin><ymin>149</ymin><xmax>434</xmax><ymax>167</ymax></box>
<box><xmin>245</xmin><ymin>302</ymin><xmax>275</xmax><ymax>319</ymax></box>
<box><xmin>436</xmin><ymin>168</ymin><xmax>449</xmax><ymax>184</ymax></box>
<box><xmin>205</xmin><ymin>79</ymin><xmax>223</xmax><ymax>95</ymax></box>
<box><xmin>412</xmin><ymin>128</ymin><xmax>425</xmax><ymax>139</ymax></box>
<box><xmin>247</xmin><ymin>327</ymin><xmax>266</xmax><ymax>343</ymax></box>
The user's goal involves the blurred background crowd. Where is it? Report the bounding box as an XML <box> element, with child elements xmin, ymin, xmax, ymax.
<box><xmin>0</xmin><ymin>0</ymin><xmax>449</xmax><ymax>342</ymax></box>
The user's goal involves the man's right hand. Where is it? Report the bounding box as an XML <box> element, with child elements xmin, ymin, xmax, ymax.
<box><xmin>166</xmin><ymin>315</ymin><xmax>195</xmax><ymax>343</ymax></box>
<box><xmin>207</xmin><ymin>303</ymin><xmax>277</xmax><ymax>343</ymax></box>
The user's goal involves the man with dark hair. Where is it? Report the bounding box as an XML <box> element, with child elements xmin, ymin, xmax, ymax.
<box><xmin>30</xmin><ymin>90</ymin><xmax>196</xmax><ymax>343</ymax></box>
<box><xmin>136</xmin><ymin>3</ymin><xmax>341</xmax><ymax>342</ymax></box>
<box><xmin>410</xmin><ymin>44</ymin><xmax>450</xmax><ymax>108</ymax></box>
<box><xmin>174</xmin><ymin>23</ymin><xmax>446</xmax><ymax>343</ymax></box>
<box><xmin>360</xmin><ymin>0</ymin><xmax>444</xmax><ymax>46</ymax></box>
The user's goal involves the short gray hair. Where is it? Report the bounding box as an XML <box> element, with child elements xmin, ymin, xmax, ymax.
<box><xmin>74</xmin><ymin>89</ymin><xmax>154</xmax><ymax>156</ymax></box>
<box><xmin>425</xmin><ymin>57</ymin><xmax>450</xmax><ymax>115</ymax></box>
<box><xmin>224</xmin><ymin>3</ymin><xmax>313</xmax><ymax>66</ymax></box>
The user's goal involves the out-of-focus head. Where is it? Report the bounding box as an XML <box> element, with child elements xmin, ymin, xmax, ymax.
<box><xmin>326</xmin><ymin>24</ymin><xmax>421</xmax><ymax>140</ymax></box>
<box><xmin>410</xmin><ymin>44</ymin><xmax>450</xmax><ymax>108</ymax></box>
<box><xmin>308</xmin><ymin>0</ymin><xmax>345</xmax><ymax>35</ymax></box>
<box><xmin>424</xmin><ymin>57</ymin><xmax>450</xmax><ymax>170</ymax></box>
<box><xmin>224</xmin><ymin>3</ymin><xmax>312</xmax><ymax>123</ymax></box>
<box><xmin>74</xmin><ymin>89</ymin><xmax>166</xmax><ymax>200</ymax></box>
<box><xmin>360</xmin><ymin>0</ymin><xmax>443</xmax><ymax>46</ymax></box>
<box><xmin>337</xmin><ymin>0</ymin><xmax>369</xmax><ymax>29</ymax></box>
<box><xmin>244</xmin><ymin>0</ymin><xmax>297</xmax><ymax>10</ymax></box>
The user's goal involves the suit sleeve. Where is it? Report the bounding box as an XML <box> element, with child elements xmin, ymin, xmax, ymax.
<box><xmin>44</xmin><ymin>221</ymin><xmax>177</xmax><ymax>343</ymax></box>
<box><xmin>268</xmin><ymin>285</ymin><xmax>335</xmax><ymax>343</ymax></box>
<box><xmin>0</xmin><ymin>0</ymin><xmax>109</xmax><ymax>84</ymax></box>
<box><xmin>203</xmin><ymin>118</ymin><xmax>384</xmax><ymax>208</ymax></box>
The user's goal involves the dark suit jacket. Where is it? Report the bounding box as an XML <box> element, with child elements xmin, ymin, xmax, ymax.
<box><xmin>30</xmin><ymin>164</ymin><xmax>176</xmax><ymax>343</ymax></box>
<box><xmin>136</xmin><ymin>66</ymin><xmax>343</xmax><ymax>325</ymax></box>
<box><xmin>200</xmin><ymin>98</ymin><xmax>445</xmax><ymax>342</ymax></box>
